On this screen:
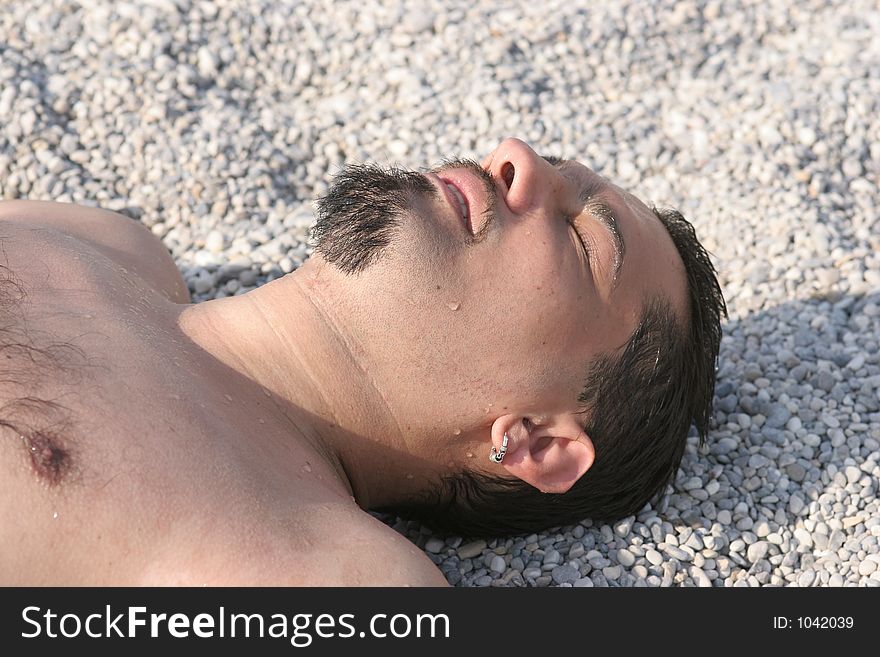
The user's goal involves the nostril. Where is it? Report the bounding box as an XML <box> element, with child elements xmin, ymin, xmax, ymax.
<box><xmin>501</xmin><ymin>162</ymin><xmax>515</xmax><ymax>189</ymax></box>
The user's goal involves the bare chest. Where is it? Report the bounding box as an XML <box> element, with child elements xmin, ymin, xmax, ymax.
<box><xmin>0</xmin><ymin>225</ymin><xmax>357</xmax><ymax>583</ymax></box>
<box><xmin>1</xmin><ymin>224</ymin><xmax>227</xmax><ymax>468</ymax></box>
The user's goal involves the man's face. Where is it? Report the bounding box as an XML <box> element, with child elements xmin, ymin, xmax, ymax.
<box><xmin>311</xmin><ymin>138</ymin><xmax>687</xmax><ymax>441</ymax></box>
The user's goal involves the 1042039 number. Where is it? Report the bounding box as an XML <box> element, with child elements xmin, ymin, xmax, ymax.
<box><xmin>797</xmin><ymin>617</ymin><xmax>854</xmax><ymax>629</ymax></box>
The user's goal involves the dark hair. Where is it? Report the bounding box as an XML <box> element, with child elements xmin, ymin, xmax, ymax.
<box><xmin>378</xmin><ymin>207</ymin><xmax>727</xmax><ymax>537</ymax></box>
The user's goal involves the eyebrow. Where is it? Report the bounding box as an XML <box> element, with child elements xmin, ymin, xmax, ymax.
<box><xmin>544</xmin><ymin>156</ymin><xmax>626</xmax><ymax>291</ymax></box>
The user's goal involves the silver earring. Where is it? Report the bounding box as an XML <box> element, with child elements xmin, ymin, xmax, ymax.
<box><xmin>489</xmin><ymin>432</ymin><xmax>509</xmax><ymax>463</ymax></box>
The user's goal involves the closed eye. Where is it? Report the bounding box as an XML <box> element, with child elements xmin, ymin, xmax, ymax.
<box><xmin>568</xmin><ymin>216</ymin><xmax>593</xmax><ymax>261</ymax></box>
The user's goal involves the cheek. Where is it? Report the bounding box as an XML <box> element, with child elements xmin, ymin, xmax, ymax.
<box><xmin>471</xmin><ymin>264</ymin><xmax>584</xmax><ymax>352</ymax></box>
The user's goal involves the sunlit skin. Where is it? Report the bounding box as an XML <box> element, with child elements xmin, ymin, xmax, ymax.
<box><xmin>178</xmin><ymin>138</ymin><xmax>689</xmax><ymax>501</ymax></box>
<box><xmin>0</xmin><ymin>138</ymin><xmax>688</xmax><ymax>584</ymax></box>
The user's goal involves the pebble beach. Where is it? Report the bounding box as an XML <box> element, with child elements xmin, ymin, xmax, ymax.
<box><xmin>1</xmin><ymin>0</ymin><xmax>878</xmax><ymax>587</ymax></box>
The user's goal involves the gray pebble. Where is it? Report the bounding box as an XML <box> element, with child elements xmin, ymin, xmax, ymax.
<box><xmin>551</xmin><ymin>565</ymin><xmax>579</xmax><ymax>584</ymax></box>
<box><xmin>602</xmin><ymin>565</ymin><xmax>622</xmax><ymax>580</ymax></box>
<box><xmin>568</xmin><ymin>543</ymin><xmax>585</xmax><ymax>559</ymax></box>
<box><xmin>815</xmin><ymin>372</ymin><xmax>836</xmax><ymax>392</ymax></box>
<box><xmin>489</xmin><ymin>556</ymin><xmax>506</xmax><ymax>574</ymax></box>
<box><xmin>614</xmin><ymin>516</ymin><xmax>634</xmax><ymax>537</ymax></box>
<box><xmin>238</xmin><ymin>270</ymin><xmax>259</xmax><ymax>287</ymax></box>
<box><xmin>764</xmin><ymin>406</ymin><xmax>791</xmax><ymax>429</ymax></box>
<box><xmin>457</xmin><ymin>540</ymin><xmax>487</xmax><ymax>560</ymax></box>
<box><xmin>661</xmin><ymin>544</ymin><xmax>692</xmax><ymax>562</ymax></box>
<box><xmin>718</xmin><ymin>395</ymin><xmax>738</xmax><ymax>413</ymax></box>
<box><xmin>543</xmin><ymin>549</ymin><xmax>561</xmax><ymax>565</ymax></box>
<box><xmin>786</xmin><ymin>463</ymin><xmax>807</xmax><ymax>482</ymax></box>
<box><xmin>192</xmin><ymin>272</ymin><xmax>215</xmax><ymax>295</ymax></box>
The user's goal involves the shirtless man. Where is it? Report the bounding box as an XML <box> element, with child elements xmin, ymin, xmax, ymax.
<box><xmin>0</xmin><ymin>138</ymin><xmax>725</xmax><ymax>585</ymax></box>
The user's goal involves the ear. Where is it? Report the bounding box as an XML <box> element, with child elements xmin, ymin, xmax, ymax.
<box><xmin>489</xmin><ymin>414</ymin><xmax>594</xmax><ymax>494</ymax></box>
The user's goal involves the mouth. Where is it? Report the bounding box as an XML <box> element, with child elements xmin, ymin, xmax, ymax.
<box><xmin>436</xmin><ymin>177</ymin><xmax>472</xmax><ymax>234</ymax></box>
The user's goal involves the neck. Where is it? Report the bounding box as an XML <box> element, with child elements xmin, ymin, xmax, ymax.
<box><xmin>174</xmin><ymin>257</ymin><xmax>447</xmax><ymax>509</ymax></box>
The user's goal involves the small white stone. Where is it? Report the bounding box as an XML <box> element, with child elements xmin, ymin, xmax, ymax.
<box><xmin>747</xmin><ymin>541</ymin><xmax>770</xmax><ymax>562</ymax></box>
<box><xmin>691</xmin><ymin>567</ymin><xmax>712</xmax><ymax>587</ymax></box>
<box><xmin>858</xmin><ymin>560</ymin><xmax>877</xmax><ymax>576</ymax></box>
<box><xmin>797</xmin><ymin>126</ymin><xmax>817</xmax><ymax>145</ymax></box>
<box><xmin>646</xmin><ymin>549</ymin><xmax>663</xmax><ymax>566</ymax></box>
<box><xmin>387</xmin><ymin>140</ymin><xmax>408</xmax><ymax>157</ymax></box>
<box><xmin>616</xmin><ymin>548</ymin><xmax>636</xmax><ymax>567</ymax></box>
<box><xmin>197</xmin><ymin>46</ymin><xmax>218</xmax><ymax>77</ymax></box>
<box><xmin>798</xmin><ymin>571</ymin><xmax>816</xmax><ymax>587</ymax></box>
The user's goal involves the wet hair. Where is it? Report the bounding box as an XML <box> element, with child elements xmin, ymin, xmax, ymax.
<box><xmin>378</xmin><ymin>207</ymin><xmax>727</xmax><ymax>536</ymax></box>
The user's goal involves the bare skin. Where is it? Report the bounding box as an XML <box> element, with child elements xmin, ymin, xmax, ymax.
<box><xmin>0</xmin><ymin>203</ymin><xmax>446</xmax><ymax>585</ymax></box>
<box><xmin>0</xmin><ymin>139</ymin><xmax>687</xmax><ymax>585</ymax></box>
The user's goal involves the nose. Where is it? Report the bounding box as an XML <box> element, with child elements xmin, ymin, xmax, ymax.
<box><xmin>482</xmin><ymin>138</ymin><xmax>572</xmax><ymax>216</ymax></box>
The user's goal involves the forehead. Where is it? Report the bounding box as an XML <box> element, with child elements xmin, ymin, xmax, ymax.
<box><xmin>614</xmin><ymin>185</ymin><xmax>689</xmax><ymax>328</ymax></box>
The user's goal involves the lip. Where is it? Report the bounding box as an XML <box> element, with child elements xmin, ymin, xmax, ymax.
<box><xmin>440</xmin><ymin>169</ymin><xmax>494</xmax><ymax>237</ymax></box>
<box><xmin>427</xmin><ymin>173</ymin><xmax>473</xmax><ymax>234</ymax></box>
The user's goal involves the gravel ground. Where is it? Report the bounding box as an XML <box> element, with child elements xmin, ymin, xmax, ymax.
<box><xmin>1</xmin><ymin>0</ymin><xmax>878</xmax><ymax>587</ymax></box>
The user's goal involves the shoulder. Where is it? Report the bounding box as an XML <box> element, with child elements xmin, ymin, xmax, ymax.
<box><xmin>292</xmin><ymin>508</ymin><xmax>451</xmax><ymax>587</ymax></box>
<box><xmin>350</xmin><ymin>518</ymin><xmax>451</xmax><ymax>587</ymax></box>
<box><xmin>0</xmin><ymin>200</ymin><xmax>190</xmax><ymax>303</ymax></box>
<box><xmin>141</xmin><ymin>505</ymin><xmax>452</xmax><ymax>587</ymax></box>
